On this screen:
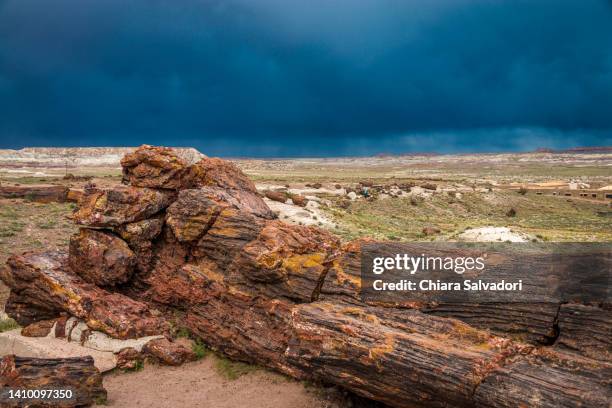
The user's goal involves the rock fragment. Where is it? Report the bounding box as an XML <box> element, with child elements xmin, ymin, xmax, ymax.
<box><xmin>73</xmin><ymin>186</ymin><xmax>174</xmax><ymax>227</ymax></box>
<box><xmin>69</xmin><ymin>229</ymin><xmax>136</xmax><ymax>286</ymax></box>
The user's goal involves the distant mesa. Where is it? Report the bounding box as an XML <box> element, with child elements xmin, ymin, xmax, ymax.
<box><xmin>0</xmin><ymin>146</ymin><xmax>205</xmax><ymax>168</ymax></box>
<box><xmin>534</xmin><ymin>146</ymin><xmax>612</xmax><ymax>154</ymax></box>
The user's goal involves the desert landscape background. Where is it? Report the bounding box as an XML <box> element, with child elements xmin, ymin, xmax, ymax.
<box><xmin>0</xmin><ymin>146</ymin><xmax>610</xmax><ymax>407</ymax></box>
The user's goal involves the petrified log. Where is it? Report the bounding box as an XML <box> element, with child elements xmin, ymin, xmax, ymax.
<box><xmin>556</xmin><ymin>303</ymin><xmax>612</xmax><ymax>361</ymax></box>
<box><xmin>179</xmin><ymin>260</ymin><xmax>612</xmax><ymax>408</ymax></box>
<box><xmin>0</xmin><ymin>185</ymin><xmax>69</xmax><ymax>203</ymax></box>
<box><xmin>1</xmin><ymin>251</ymin><xmax>169</xmax><ymax>339</ymax></box>
<box><xmin>0</xmin><ymin>355</ymin><xmax>106</xmax><ymax>407</ymax></box>
<box><xmin>69</xmin><ymin>229</ymin><xmax>136</xmax><ymax>286</ymax></box>
<box><xmin>321</xmin><ymin>239</ymin><xmax>562</xmax><ymax>344</ymax></box>
<box><xmin>472</xmin><ymin>349</ymin><xmax>611</xmax><ymax>408</ymax></box>
<box><xmin>265</xmin><ymin>190</ymin><xmax>288</xmax><ymax>203</ymax></box>
<box><xmin>289</xmin><ymin>194</ymin><xmax>308</xmax><ymax>207</ymax></box>
<box><xmin>73</xmin><ymin>186</ymin><xmax>174</xmax><ymax>227</ymax></box>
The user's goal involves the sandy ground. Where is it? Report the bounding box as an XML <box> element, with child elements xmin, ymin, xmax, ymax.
<box><xmin>102</xmin><ymin>358</ymin><xmax>337</xmax><ymax>408</ymax></box>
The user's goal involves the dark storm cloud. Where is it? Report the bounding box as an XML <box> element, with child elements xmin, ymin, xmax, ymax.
<box><xmin>0</xmin><ymin>0</ymin><xmax>611</xmax><ymax>156</ymax></box>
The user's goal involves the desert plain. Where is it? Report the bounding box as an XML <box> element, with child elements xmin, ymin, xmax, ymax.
<box><xmin>0</xmin><ymin>146</ymin><xmax>610</xmax><ymax>407</ymax></box>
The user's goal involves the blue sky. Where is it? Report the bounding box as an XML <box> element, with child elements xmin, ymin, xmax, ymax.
<box><xmin>0</xmin><ymin>0</ymin><xmax>611</xmax><ymax>156</ymax></box>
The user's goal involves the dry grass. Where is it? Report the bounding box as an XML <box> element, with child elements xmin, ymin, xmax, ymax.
<box><xmin>323</xmin><ymin>190</ymin><xmax>611</xmax><ymax>242</ymax></box>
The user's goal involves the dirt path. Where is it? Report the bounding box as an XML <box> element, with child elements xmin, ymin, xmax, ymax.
<box><xmin>102</xmin><ymin>358</ymin><xmax>338</xmax><ymax>408</ymax></box>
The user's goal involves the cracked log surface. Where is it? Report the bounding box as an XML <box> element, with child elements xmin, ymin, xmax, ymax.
<box><xmin>1</xmin><ymin>145</ymin><xmax>610</xmax><ymax>408</ymax></box>
<box><xmin>0</xmin><ymin>355</ymin><xmax>106</xmax><ymax>407</ymax></box>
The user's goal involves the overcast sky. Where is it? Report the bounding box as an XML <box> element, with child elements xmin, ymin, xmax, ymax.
<box><xmin>0</xmin><ymin>0</ymin><xmax>611</xmax><ymax>156</ymax></box>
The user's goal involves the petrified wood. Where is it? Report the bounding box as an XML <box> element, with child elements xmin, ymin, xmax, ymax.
<box><xmin>69</xmin><ymin>228</ymin><xmax>136</xmax><ymax>286</ymax></box>
<box><xmin>121</xmin><ymin>144</ymin><xmax>188</xmax><ymax>189</ymax></box>
<box><xmin>180</xmin><ymin>157</ymin><xmax>258</xmax><ymax>192</ymax></box>
<box><xmin>0</xmin><ymin>355</ymin><xmax>106</xmax><ymax>407</ymax></box>
<box><xmin>2</xmin><ymin>251</ymin><xmax>169</xmax><ymax>339</ymax></box>
<box><xmin>73</xmin><ymin>186</ymin><xmax>174</xmax><ymax>227</ymax></box>
<box><xmin>0</xmin><ymin>185</ymin><xmax>69</xmax><ymax>203</ymax></box>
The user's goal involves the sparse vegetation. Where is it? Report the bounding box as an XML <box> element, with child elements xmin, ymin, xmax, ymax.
<box><xmin>192</xmin><ymin>340</ymin><xmax>208</xmax><ymax>360</ymax></box>
<box><xmin>323</xmin><ymin>191</ymin><xmax>611</xmax><ymax>242</ymax></box>
<box><xmin>0</xmin><ymin>318</ymin><xmax>19</xmax><ymax>332</ymax></box>
<box><xmin>214</xmin><ymin>355</ymin><xmax>258</xmax><ymax>380</ymax></box>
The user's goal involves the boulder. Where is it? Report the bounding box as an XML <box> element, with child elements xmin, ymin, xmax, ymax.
<box><xmin>265</xmin><ymin>190</ymin><xmax>288</xmax><ymax>204</ymax></box>
<box><xmin>114</xmin><ymin>215</ymin><xmax>165</xmax><ymax>274</ymax></box>
<box><xmin>228</xmin><ymin>220</ymin><xmax>340</xmax><ymax>302</ymax></box>
<box><xmin>116</xmin><ymin>347</ymin><xmax>142</xmax><ymax>370</ymax></box>
<box><xmin>142</xmin><ymin>337</ymin><xmax>196</xmax><ymax>366</ymax></box>
<box><xmin>290</xmin><ymin>194</ymin><xmax>308</xmax><ymax>207</ymax></box>
<box><xmin>181</xmin><ymin>157</ymin><xmax>257</xmax><ymax>192</ymax></box>
<box><xmin>420</xmin><ymin>182</ymin><xmax>437</xmax><ymax>190</ymax></box>
<box><xmin>167</xmin><ymin>188</ymin><xmax>274</xmax><ymax>243</ymax></box>
<box><xmin>69</xmin><ymin>229</ymin><xmax>136</xmax><ymax>286</ymax></box>
<box><xmin>73</xmin><ymin>186</ymin><xmax>174</xmax><ymax>227</ymax></box>
<box><xmin>21</xmin><ymin>318</ymin><xmax>56</xmax><ymax>337</ymax></box>
<box><xmin>422</xmin><ymin>226</ymin><xmax>441</xmax><ymax>235</ymax></box>
<box><xmin>121</xmin><ymin>145</ymin><xmax>188</xmax><ymax>189</ymax></box>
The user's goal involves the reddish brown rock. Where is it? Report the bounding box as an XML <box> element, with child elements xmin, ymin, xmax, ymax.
<box><xmin>114</xmin><ymin>216</ymin><xmax>164</xmax><ymax>245</ymax></box>
<box><xmin>289</xmin><ymin>194</ymin><xmax>308</xmax><ymax>207</ymax></box>
<box><xmin>320</xmin><ymin>239</ymin><xmax>562</xmax><ymax>344</ymax></box>
<box><xmin>115</xmin><ymin>347</ymin><xmax>143</xmax><ymax>370</ymax></box>
<box><xmin>73</xmin><ymin>186</ymin><xmax>174</xmax><ymax>227</ymax></box>
<box><xmin>184</xmin><ymin>274</ymin><xmax>298</xmax><ymax>376</ymax></box>
<box><xmin>556</xmin><ymin>303</ymin><xmax>612</xmax><ymax>361</ymax></box>
<box><xmin>193</xmin><ymin>206</ymin><xmax>268</xmax><ymax>266</ymax></box>
<box><xmin>228</xmin><ymin>220</ymin><xmax>340</xmax><ymax>302</ymax></box>
<box><xmin>66</xmin><ymin>188</ymin><xmax>84</xmax><ymax>203</ymax></box>
<box><xmin>0</xmin><ymin>184</ymin><xmax>69</xmax><ymax>203</ymax></box>
<box><xmin>20</xmin><ymin>318</ymin><xmax>56</xmax><ymax>337</ymax></box>
<box><xmin>420</xmin><ymin>182</ymin><xmax>437</xmax><ymax>190</ymax></box>
<box><xmin>147</xmin><ymin>261</ymin><xmax>213</xmax><ymax>307</ymax></box>
<box><xmin>142</xmin><ymin>337</ymin><xmax>196</xmax><ymax>366</ymax></box>
<box><xmin>3</xmin><ymin>292</ymin><xmax>61</xmax><ymax>327</ymax></box>
<box><xmin>265</xmin><ymin>190</ymin><xmax>288</xmax><ymax>203</ymax></box>
<box><xmin>473</xmin><ymin>349</ymin><xmax>611</xmax><ymax>408</ymax></box>
<box><xmin>121</xmin><ymin>145</ymin><xmax>188</xmax><ymax>189</ymax></box>
<box><xmin>166</xmin><ymin>188</ymin><xmax>274</xmax><ymax>243</ymax></box>
<box><xmin>181</xmin><ymin>157</ymin><xmax>257</xmax><ymax>192</ymax></box>
<box><xmin>422</xmin><ymin>226</ymin><xmax>441</xmax><ymax>235</ymax></box>
<box><xmin>0</xmin><ymin>355</ymin><xmax>107</xmax><ymax>407</ymax></box>
<box><xmin>69</xmin><ymin>229</ymin><xmax>136</xmax><ymax>286</ymax></box>
<box><xmin>114</xmin><ymin>215</ymin><xmax>165</xmax><ymax>275</ymax></box>
<box><xmin>1</xmin><ymin>251</ymin><xmax>169</xmax><ymax>339</ymax></box>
